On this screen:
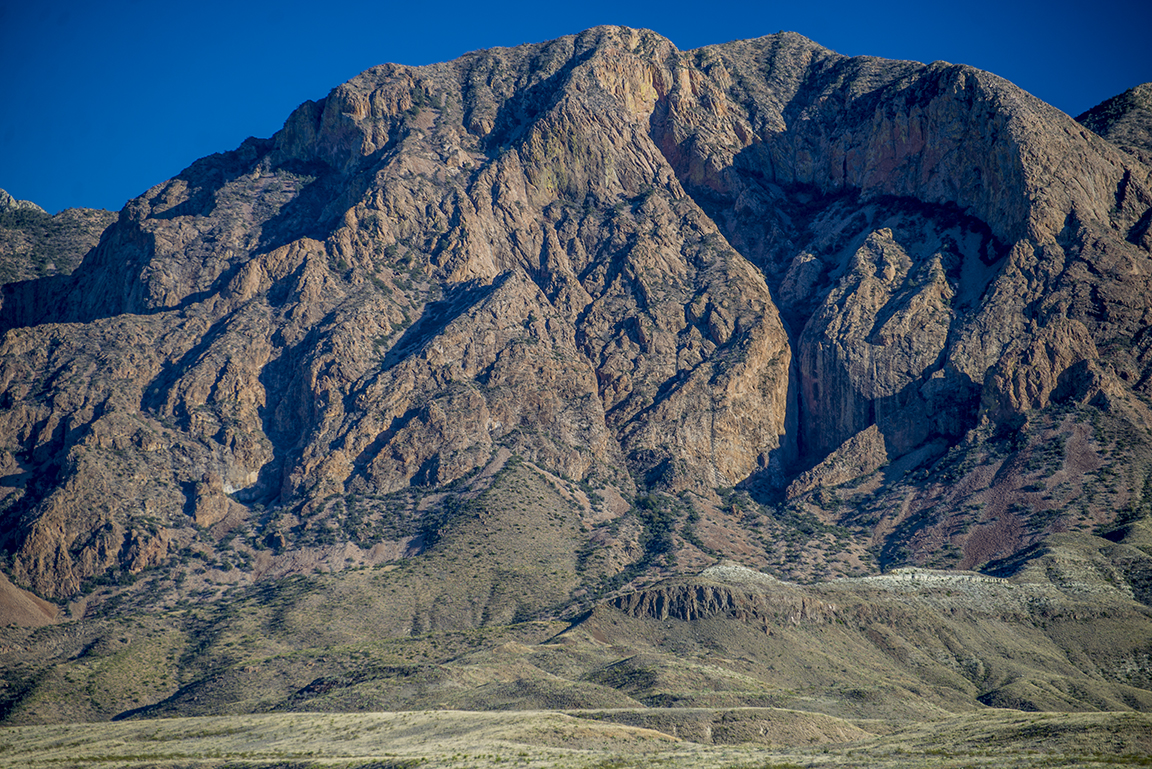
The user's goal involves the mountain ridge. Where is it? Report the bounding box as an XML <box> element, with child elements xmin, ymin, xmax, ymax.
<box><xmin>2</xmin><ymin>26</ymin><xmax>1152</xmax><ymax>737</ymax></box>
<box><xmin>2</xmin><ymin>24</ymin><xmax>1150</xmax><ymax>592</ymax></box>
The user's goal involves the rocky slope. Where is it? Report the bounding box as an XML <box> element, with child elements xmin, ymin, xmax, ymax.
<box><xmin>0</xmin><ymin>190</ymin><xmax>115</xmax><ymax>285</ymax></box>
<box><xmin>0</xmin><ymin>26</ymin><xmax>1151</xmax><ymax>647</ymax></box>
<box><xmin>1078</xmin><ymin>82</ymin><xmax>1152</xmax><ymax>165</ymax></box>
<box><xmin>3</xmin><ymin>26</ymin><xmax>1152</xmax><ymax>731</ymax></box>
<box><xmin>3</xmin><ymin>527</ymin><xmax>1149</xmax><ymax>724</ymax></box>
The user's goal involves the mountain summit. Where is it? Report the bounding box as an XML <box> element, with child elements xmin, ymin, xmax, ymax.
<box><xmin>2</xmin><ymin>27</ymin><xmax>1152</xmax><ymax>730</ymax></box>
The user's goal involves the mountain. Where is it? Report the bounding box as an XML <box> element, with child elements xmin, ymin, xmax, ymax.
<box><xmin>1078</xmin><ymin>82</ymin><xmax>1152</xmax><ymax>166</ymax></box>
<box><xmin>0</xmin><ymin>189</ymin><xmax>115</xmax><ymax>286</ymax></box>
<box><xmin>1</xmin><ymin>27</ymin><xmax>1152</xmax><ymax>740</ymax></box>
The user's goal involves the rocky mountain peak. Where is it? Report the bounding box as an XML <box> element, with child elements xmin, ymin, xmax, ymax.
<box><xmin>1077</xmin><ymin>82</ymin><xmax>1152</xmax><ymax>163</ymax></box>
<box><xmin>0</xmin><ymin>189</ymin><xmax>46</xmax><ymax>215</ymax></box>
<box><xmin>3</xmin><ymin>30</ymin><xmax>1152</xmax><ymax>743</ymax></box>
<box><xmin>0</xmin><ymin>27</ymin><xmax>1151</xmax><ymax>616</ymax></box>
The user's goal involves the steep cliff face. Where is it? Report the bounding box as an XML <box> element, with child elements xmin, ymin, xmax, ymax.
<box><xmin>1</xmin><ymin>27</ymin><xmax>1151</xmax><ymax>602</ymax></box>
<box><xmin>648</xmin><ymin>39</ymin><xmax>1152</xmax><ymax>462</ymax></box>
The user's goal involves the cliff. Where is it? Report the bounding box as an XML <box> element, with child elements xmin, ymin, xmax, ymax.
<box><xmin>0</xmin><ymin>27</ymin><xmax>1150</xmax><ymax>605</ymax></box>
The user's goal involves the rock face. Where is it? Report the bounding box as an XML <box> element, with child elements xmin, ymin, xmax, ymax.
<box><xmin>1078</xmin><ymin>82</ymin><xmax>1152</xmax><ymax>165</ymax></box>
<box><xmin>1</xmin><ymin>27</ymin><xmax>1151</xmax><ymax>601</ymax></box>
<box><xmin>0</xmin><ymin>191</ymin><xmax>115</xmax><ymax>285</ymax></box>
<box><xmin>612</xmin><ymin>562</ymin><xmax>836</xmax><ymax>623</ymax></box>
<box><xmin>0</xmin><ymin>190</ymin><xmax>46</xmax><ymax>215</ymax></box>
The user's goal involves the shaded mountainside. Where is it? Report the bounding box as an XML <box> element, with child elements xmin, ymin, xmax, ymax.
<box><xmin>2</xmin><ymin>26</ymin><xmax>1152</xmax><ymax>728</ymax></box>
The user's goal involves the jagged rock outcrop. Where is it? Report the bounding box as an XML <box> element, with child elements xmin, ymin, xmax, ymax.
<box><xmin>0</xmin><ymin>190</ymin><xmax>114</xmax><ymax>285</ymax></box>
<box><xmin>1078</xmin><ymin>82</ymin><xmax>1152</xmax><ymax>164</ymax></box>
<box><xmin>612</xmin><ymin>562</ymin><xmax>836</xmax><ymax>624</ymax></box>
<box><xmin>1</xmin><ymin>27</ymin><xmax>1151</xmax><ymax>600</ymax></box>
<box><xmin>0</xmin><ymin>190</ymin><xmax>46</xmax><ymax>215</ymax></box>
<box><xmin>651</xmin><ymin>41</ymin><xmax>1152</xmax><ymax>466</ymax></box>
<box><xmin>785</xmin><ymin>423</ymin><xmax>889</xmax><ymax>499</ymax></box>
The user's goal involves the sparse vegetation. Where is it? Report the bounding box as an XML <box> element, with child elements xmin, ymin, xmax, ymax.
<box><xmin>3</xmin><ymin>28</ymin><xmax>1152</xmax><ymax>769</ymax></box>
<box><xmin>2</xmin><ymin>709</ymin><xmax>1150</xmax><ymax>768</ymax></box>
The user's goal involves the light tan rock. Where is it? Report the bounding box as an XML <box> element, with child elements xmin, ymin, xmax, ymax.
<box><xmin>1</xmin><ymin>26</ymin><xmax>1151</xmax><ymax>599</ymax></box>
<box><xmin>786</xmin><ymin>424</ymin><xmax>889</xmax><ymax>499</ymax></box>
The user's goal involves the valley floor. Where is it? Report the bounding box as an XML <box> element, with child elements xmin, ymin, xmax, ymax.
<box><xmin>2</xmin><ymin>709</ymin><xmax>1150</xmax><ymax>769</ymax></box>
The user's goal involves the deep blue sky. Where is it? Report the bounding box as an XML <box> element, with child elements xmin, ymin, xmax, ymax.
<box><xmin>2</xmin><ymin>0</ymin><xmax>1149</xmax><ymax>214</ymax></box>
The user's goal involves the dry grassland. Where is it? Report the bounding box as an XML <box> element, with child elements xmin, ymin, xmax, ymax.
<box><xmin>2</xmin><ymin>709</ymin><xmax>1150</xmax><ymax>769</ymax></box>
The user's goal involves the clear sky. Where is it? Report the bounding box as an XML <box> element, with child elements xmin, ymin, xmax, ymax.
<box><xmin>1</xmin><ymin>0</ymin><xmax>1149</xmax><ymax>214</ymax></box>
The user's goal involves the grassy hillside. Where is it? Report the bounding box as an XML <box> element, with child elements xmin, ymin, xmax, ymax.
<box><xmin>3</xmin><ymin>709</ymin><xmax>1151</xmax><ymax>768</ymax></box>
<box><xmin>3</xmin><ymin>518</ymin><xmax>1151</xmax><ymax>725</ymax></box>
